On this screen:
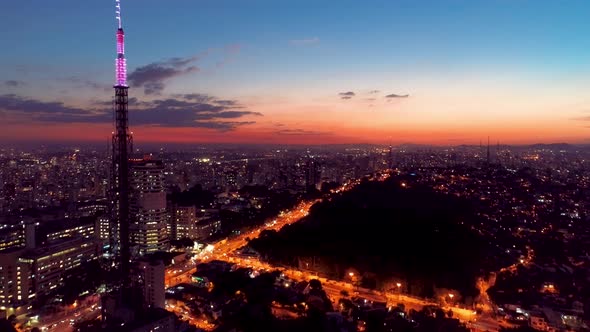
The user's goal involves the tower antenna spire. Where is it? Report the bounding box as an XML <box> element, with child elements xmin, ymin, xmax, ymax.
<box><xmin>115</xmin><ymin>0</ymin><xmax>122</xmax><ymax>29</ymax></box>
<box><xmin>114</xmin><ymin>0</ymin><xmax>127</xmax><ymax>87</ymax></box>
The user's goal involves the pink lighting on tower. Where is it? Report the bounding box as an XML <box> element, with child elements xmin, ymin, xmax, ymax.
<box><xmin>117</xmin><ymin>30</ymin><xmax>125</xmax><ymax>54</ymax></box>
<box><xmin>115</xmin><ymin>0</ymin><xmax>127</xmax><ymax>87</ymax></box>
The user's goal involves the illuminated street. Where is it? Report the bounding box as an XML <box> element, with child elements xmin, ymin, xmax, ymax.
<box><xmin>163</xmin><ymin>174</ymin><xmax>503</xmax><ymax>331</ymax></box>
<box><xmin>36</xmin><ymin>174</ymin><xmax>508</xmax><ymax>332</ymax></box>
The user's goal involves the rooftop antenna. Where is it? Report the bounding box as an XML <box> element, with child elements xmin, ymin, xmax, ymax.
<box><xmin>115</xmin><ymin>0</ymin><xmax>122</xmax><ymax>29</ymax></box>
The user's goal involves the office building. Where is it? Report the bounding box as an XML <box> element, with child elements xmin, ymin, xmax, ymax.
<box><xmin>137</xmin><ymin>259</ymin><xmax>165</xmax><ymax>309</ymax></box>
<box><xmin>169</xmin><ymin>205</ymin><xmax>197</xmax><ymax>240</ymax></box>
<box><xmin>129</xmin><ymin>158</ymin><xmax>169</xmax><ymax>255</ymax></box>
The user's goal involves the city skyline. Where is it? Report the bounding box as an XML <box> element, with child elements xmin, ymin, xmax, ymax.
<box><xmin>1</xmin><ymin>0</ymin><xmax>590</xmax><ymax>145</ymax></box>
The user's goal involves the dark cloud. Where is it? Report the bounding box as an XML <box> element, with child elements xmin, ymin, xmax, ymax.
<box><xmin>190</xmin><ymin>121</ymin><xmax>256</xmax><ymax>130</ymax></box>
<box><xmin>173</xmin><ymin>93</ymin><xmax>215</xmax><ymax>103</ymax></box>
<box><xmin>0</xmin><ymin>94</ymin><xmax>94</xmax><ymax>115</ymax></box>
<box><xmin>275</xmin><ymin>129</ymin><xmax>332</xmax><ymax>136</ymax></box>
<box><xmin>129</xmin><ymin>95</ymin><xmax>261</xmax><ymax>130</ymax></box>
<box><xmin>4</xmin><ymin>80</ymin><xmax>25</xmax><ymax>87</ymax></box>
<box><xmin>214</xmin><ymin>99</ymin><xmax>240</xmax><ymax>107</ymax></box>
<box><xmin>169</xmin><ymin>94</ymin><xmax>242</xmax><ymax>108</ymax></box>
<box><xmin>128</xmin><ymin>56</ymin><xmax>200</xmax><ymax>95</ymax></box>
<box><xmin>0</xmin><ymin>93</ymin><xmax>261</xmax><ymax>131</ymax></box>
<box><xmin>92</xmin><ymin>97</ymin><xmax>146</xmax><ymax>107</ymax></box>
<box><xmin>144</xmin><ymin>82</ymin><xmax>166</xmax><ymax>95</ymax></box>
<box><xmin>59</xmin><ymin>77</ymin><xmax>110</xmax><ymax>92</ymax></box>
<box><xmin>339</xmin><ymin>91</ymin><xmax>356</xmax><ymax>100</ymax></box>
<box><xmin>385</xmin><ymin>93</ymin><xmax>409</xmax><ymax>98</ymax></box>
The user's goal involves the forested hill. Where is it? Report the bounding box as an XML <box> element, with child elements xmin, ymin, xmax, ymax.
<box><xmin>249</xmin><ymin>178</ymin><xmax>502</xmax><ymax>299</ymax></box>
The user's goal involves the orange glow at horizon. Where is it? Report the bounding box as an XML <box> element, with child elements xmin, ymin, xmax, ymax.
<box><xmin>0</xmin><ymin>118</ymin><xmax>587</xmax><ymax>146</ymax></box>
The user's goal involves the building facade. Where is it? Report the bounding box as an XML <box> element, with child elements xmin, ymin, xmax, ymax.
<box><xmin>0</xmin><ymin>236</ymin><xmax>98</xmax><ymax>311</ymax></box>
<box><xmin>137</xmin><ymin>259</ymin><xmax>165</xmax><ymax>309</ymax></box>
<box><xmin>169</xmin><ymin>205</ymin><xmax>197</xmax><ymax>241</ymax></box>
<box><xmin>129</xmin><ymin>159</ymin><xmax>169</xmax><ymax>255</ymax></box>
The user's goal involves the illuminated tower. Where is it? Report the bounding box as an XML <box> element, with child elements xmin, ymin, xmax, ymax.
<box><xmin>110</xmin><ymin>0</ymin><xmax>133</xmax><ymax>283</ymax></box>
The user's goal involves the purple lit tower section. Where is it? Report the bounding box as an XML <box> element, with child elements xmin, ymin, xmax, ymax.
<box><xmin>115</xmin><ymin>33</ymin><xmax>127</xmax><ymax>86</ymax></box>
<box><xmin>111</xmin><ymin>0</ymin><xmax>132</xmax><ymax>284</ymax></box>
<box><xmin>115</xmin><ymin>3</ymin><xmax>127</xmax><ymax>87</ymax></box>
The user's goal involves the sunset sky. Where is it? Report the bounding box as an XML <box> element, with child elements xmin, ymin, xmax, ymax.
<box><xmin>1</xmin><ymin>0</ymin><xmax>589</xmax><ymax>145</ymax></box>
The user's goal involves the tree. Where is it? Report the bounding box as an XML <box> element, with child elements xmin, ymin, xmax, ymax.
<box><xmin>0</xmin><ymin>319</ymin><xmax>17</xmax><ymax>332</ymax></box>
<box><xmin>309</xmin><ymin>279</ymin><xmax>322</xmax><ymax>291</ymax></box>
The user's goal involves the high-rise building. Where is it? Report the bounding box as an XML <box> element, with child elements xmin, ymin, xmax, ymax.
<box><xmin>97</xmin><ymin>214</ymin><xmax>111</xmax><ymax>244</ymax></box>
<box><xmin>19</xmin><ymin>237</ymin><xmax>99</xmax><ymax>296</ymax></box>
<box><xmin>305</xmin><ymin>159</ymin><xmax>321</xmax><ymax>191</ymax></box>
<box><xmin>136</xmin><ymin>259</ymin><xmax>165</xmax><ymax>309</ymax></box>
<box><xmin>129</xmin><ymin>159</ymin><xmax>169</xmax><ymax>255</ymax></box>
<box><xmin>0</xmin><ymin>218</ymin><xmax>35</xmax><ymax>252</ymax></box>
<box><xmin>0</xmin><ymin>236</ymin><xmax>99</xmax><ymax>312</ymax></box>
<box><xmin>169</xmin><ymin>204</ymin><xmax>197</xmax><ymax>240</ymax></box>
<box><xmin>0</xmin><ymin>224</ymin><xmax>24</xmax><ymax>252</ymax></box>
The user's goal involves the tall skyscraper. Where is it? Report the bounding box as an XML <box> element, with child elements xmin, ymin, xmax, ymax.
<box><xmin>129</xmin><ymin>158</ymin><xmax>169</xmax><ymax>255</ymax></box>
<box><xmin>110</xmin><ymin>0</ymin><xmax>133</xmax><ymax>281</ymax></box>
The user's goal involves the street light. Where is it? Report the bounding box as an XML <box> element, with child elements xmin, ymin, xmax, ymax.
<box><xmin>396</xmin><ymin>283</ymin><xmax>402</xmax><ymax>300</ymax></box>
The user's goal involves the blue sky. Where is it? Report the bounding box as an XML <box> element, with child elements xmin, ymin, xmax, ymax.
<box><xmin>1</xmin><ymin>0</ymin><xmax>589</xmax><ymax>144</ymax></box>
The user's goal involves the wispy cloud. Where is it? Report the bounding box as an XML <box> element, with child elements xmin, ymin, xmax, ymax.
<box><xmin>58</xmin><ymin>76</ymin><xmax>111</xmax><ymax>92</ymax></box>
<box><xmin>0</xmin><ymin>94</ymin><xmax>94</xmax><ymax>115</ymax></box>
<box><xmin>369</xmin><ymin>90</ymin><xmax>380</xmax><ymax>94</ymax></box>
<box><xmin>128</xmin><ymin>56</ymin><xmax>200</xmax><ymax>95</ymax></box>
<box><xmin>289</xmin><ymin>37</ymin><xmax>320</xmax><ymax>46</ymax></box>
<box><xmin>216</xmin><ymin>44</ymin><xmax>242</xmax><ymax>68</ymax></box>
<box><xmin>572</xmin><ymin>115</ymin><xmax>590</xmax><ymax>123</ymax></box>
<box><xmin>275</xmin><ymin>128</ymin><xmax>332</xmax><ymax>136</ymax></box>
<box><xmin>0</xmin><ymin>93</ymin><xmax>262</xmax><ymax>131</ymax></box>
<box><xmin>338</xmin><ymin>91</ymin><xmax>355</xmax><ymax>100</ymax></box>
<box><xmin>385</xmin><ymin>93</ymin><xmax>409</xmax><ymax>98</ymax></box>
<box><xmin>4</xmin><ymin>80</ymin><xmax>25</xmax><ymax>87</ymax></box>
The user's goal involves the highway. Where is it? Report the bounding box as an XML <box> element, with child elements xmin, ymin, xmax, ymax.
<box><xmin>42</xmin><ymin>299</ymin><xmax>101</xmax><ymax>332</ymax></box>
